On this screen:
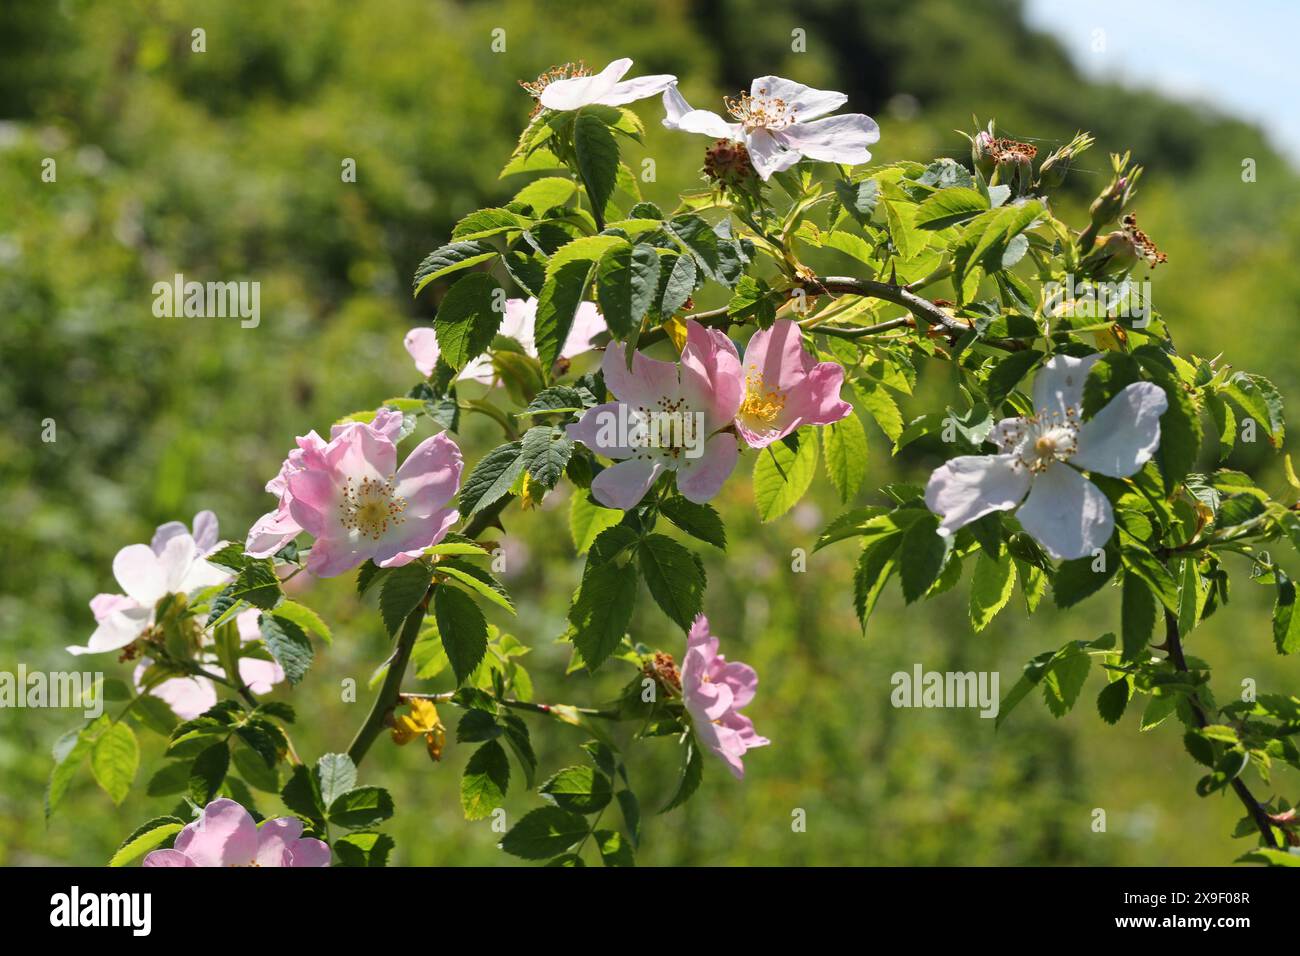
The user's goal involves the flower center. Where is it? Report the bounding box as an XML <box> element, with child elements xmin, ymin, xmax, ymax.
<box><xmin>519</xmin><ymin>61</ymin><xmax>589</xmax><ymax>99</ymax></box>
<box><xmin>339</xmin><ymin>474</ymin><xmax>406</xmax><ymax>540</ymax></box>
<box><xmin>724</xmin><ymin>89</ymin><xmax>797</xmax><ymax>132</ymax></box>
<box><xmin>738</xmin><ymin>369</ymin><xmax>786</xmax><ymax>426</ymax></box>
<box><xmin>1005</xmin><ymin>412</ymin><xmax>1079</xmax><ymax>473</ymax></box>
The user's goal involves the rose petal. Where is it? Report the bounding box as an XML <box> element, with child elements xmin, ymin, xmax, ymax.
<box><xmin>1014</xmin><ymin>462</ymin><xmax>1113</xmax><ymax>561</ymax></box>
<box><xmin>925</xmin><ymin>454</ymin><xmax>1032</xmax><ymax>535</ymax></box>
<box><xmin>1071</xmin><ymin>381</ymin><xmax>1168</xmax><ymax>478</ymax></box>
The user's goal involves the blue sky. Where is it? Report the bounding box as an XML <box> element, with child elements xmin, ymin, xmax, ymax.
<box><xmin>1024</xmin><ymin>0</ymin><xmax>1300</xmax><ymax>158</ymax></box>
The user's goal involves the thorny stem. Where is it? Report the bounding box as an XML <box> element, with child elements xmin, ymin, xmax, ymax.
<box><xmin>1162</xmin><ymin>609</ymin><xmax>1278</xmax><ymax>848</ymax></box>
<box><xmin>347</xmin><ymin>590</ymin><xmax>430</xmax><ymax>767</ymax></box>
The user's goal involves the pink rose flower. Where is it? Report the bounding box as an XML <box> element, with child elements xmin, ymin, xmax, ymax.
<box><xmin>248</xmin><ymin>408</ymin><xmax>463</xmax><ymax>578</ymax></box>
<box><xmin>143</xmin><ymin>798</ymin><xmax>330</xmax><ymax>867</ymax></box>
<box><xmin>732</xmin><ymin>319</ymin><xmax>852</xmax><ymax>448</ymax></box>
<box><xmin>680</xmin><ymin>614</ymin><xmax>769</xmax><ymax>779</ymax></box>
<box><xmin>567</xmin><ymin>320</ymin><xmax>743</xmax><ymax>509</ymax></box>
<box><xmin>405</xmin><ymin>297</ymin><xmax>606</xmax><ymax>382</ymax></box>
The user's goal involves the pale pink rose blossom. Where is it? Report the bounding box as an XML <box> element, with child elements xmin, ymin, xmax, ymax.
<box><xmin>566</xmin><ymin>320</ymin><xmax>743</xmax><ymax>509</ymax></box>
<box><xmin>925</xmin><ymin>353</ymin><xmax>1167</xmax><ymax>560</ymax></box>
<box><xmin>404</xmin><ymin>297</ymin><xmax>606</xmax><ymax>383</ymax></box>
<box><xmin>143</xmin><ymin>798</ymin><xmax>330</xmax><ymax>867</ymax></box>
<box><xmin>732</xmin><ymin>319</ymin><xmax>852</xmax><ymax>448</ymax></box>
<box><xmin>250</xmin><ymin>408</ymin><xmax>463</xmax><ymax>578</ymax></box>
<box><xmin>680</xmin><ymin>615</ymin><xmax>768</xmax><ymax>779</ymax></box>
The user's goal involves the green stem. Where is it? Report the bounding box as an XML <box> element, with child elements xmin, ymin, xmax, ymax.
<box><xmin>1161</xmin><ymin>609</ymin><xmax>1278</xmax><ymax>848</ymax></box>
<box><xmin>347</xmin><ymin>592</ymin><xmax>429</xmax><ymax>767</ymax></box>
<box><xmin>401</xmin><ymin>691</ymin><xmax>620</xmax><ymax>721</ymax></box>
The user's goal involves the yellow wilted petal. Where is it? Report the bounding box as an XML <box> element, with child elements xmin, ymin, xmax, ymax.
<box><xmin>390</xmin><ymin>698</ymin><xmax>443</xmax><ymax>745</ymax></box>
<box><xmin>661</xmin><ymin>315</ymin><xmax>688</xmax><ymax>351</ymax></box>
<box><xmin>425</xmin><ymin>726</ymin><xmax>446</xmax><ymax>762</ymax></box>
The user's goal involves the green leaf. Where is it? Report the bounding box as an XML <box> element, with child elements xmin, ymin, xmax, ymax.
<box><xmin>536</xmin><ymin>259</ymin><xmax>598</xmax><ymax>373</ymax></box>
<box><xmin>329</xmin><ymin>786</ymin><xmax>395</xmax><ymax>829</ymax></box>
<box><xmin>1121</xmin><ymin>571</ymin><xmax>1157</xmax><ymax>662</ymax></box>
<box><xmin>569</xmin><ymin>559</ymin><xmax>638</xmax><ymax>670</ymax></box>
<box><xmin>574</xmin><ymin>111</ymin><xmax>620</xmax><ymax>220</ymax></box>
<box><xmin>437</xmin><ymin>560</ymin><xmax>514</xmax><ymax>614</ymax></box>
<box><xmin>90</xmin><ymin>721</ymin><xmax>138</xmax><ymax>805</ymax></box>
<box><xmin>333</xmin><ymin>832</ymin><xmax>396</xmax><ymax>867</ymax></box>
<box><xmin>898</xmin><ymin>513</ymin><xmax>948</xmax><ymax>603</ymax></box>
<box><xmin>821</xmin><ymin>412</ymin><xmax>868</xmax><ymax>504</ymax></box>
<box><xmin>500</xmin><ymin>807</ymin><xmax>589</xmax><ymax>860</ymax></box>
<box><xmin>316</xmin><ymin>753</ymin><xmax>358</xmax><ymax>808</ymax></box>
<box><xmin>272</xmin><ymin>600</ymin><xmax>332</xmax><ymax>644</ymax></box>
<box><xmin>1041</xmin><ymin>650</ymin><xmax>1091</xmax><ymax>717</ymax></box>
<box><xmin>1053</xmin><ymin>546</ymin><xmax>1118</xmax><ymax>609</ymax></box>
<box><xmin>413</xmin><ymin>240</ymin><xmax>498</xmax><ymax>297</ymax></box>
<box><xmin>666</xmin><ymin>215</ymin><xmax>724</xmax><ymax>282</ymax></box>
<box><xmin>433</xmin><ymin>583</ymin><xmax>489</xmax><ymax>685</ymax></box>
<box><xmin>595</xmin><ymin>829</ymin><xmax>635</xmax><ymax>867</ymax></box>
<box><xmin>1273</xmin><ymin>573</ymin><xmax>1300</xmax><ymax>655</ymax></box>
<box><xmin>459</xmin><ymin>441</ymin><xmax>524</xmax><ymax>517</ymax></box>
<box><xmin>432</xmin><ymin>273</ymin><xmax>503</xmax><ymax>372</ymax></box>
<box><xmin>854</xmin><ymin>536</ymin><xmax>900</xmax><ymax>632</ymax></box>
<box><xmin>659</xmin><ymin>253</ymin><xmax>697</xmax><ymax>317</ymax></box>
<box><xmin>451</xmin><ymin>207</ymin><xmax>532</xmax><ymax>241</ymax></box>
<box><xmin>637</xmin><ymin>534</ymin><xmax>706</xmax><ymax>631</ymax></box>
<box><xmin>597</xmin><ymin>243</ymin><xmax>660</xmax><ymax>339</ymax></box>
<box><xmin>659</xmin><ymin>496</ymin><xmax>726</xmax><ymax>550</ymax></box>
<box><xmin>659</xmin><ymin>738</ymin><xmax>703</xmax><ymax>813</ymax></box>
<box><xmin>230</xmin><ymin>558</ymin><xmax>282</xmax><ymax>610</ymax></box>
<box><xmin>969</xmin><ymin>550</ymin><xmax>1016</xmax><ymax>632</ymax></box>
<box><xmin>569</xmin><ymin>493</ymin><xmax>624</xmax><ymax>554</ymax></box>
<box><xmin>914</xmin><ymin>186</ymin><xmax>989</xmax><ymax>229</ymax></box>
<box><xmin>378</xmin><ymin>561</ymin><xmax>434</xmax><ymax>636</ymax></box>
<box><xmin>1096</xmin><ymin>678</ymin><xmax>1131</xmax><ymax>725</ymax></box>
<box><xmin>461</xmin><ymin>740</ymin><xmax>510</xmax><ymax>820</ymax></box>
<box><xmin>1222</xmin><ymin>373</ymin><xmax>1285</xmax><ymax>445</ymax></box>
<box><xmin>108</xmin><ymin>816</ymin><xmax>186</xmax><ymax>867</ymax></box>
<box><xmin>519</xmin><ymin>424</ymin><xmax>574</xmax><ymax>489</ymax></box>
<box><xmin>47</xmin><ymin>719</ymin><xmax>101</xmax><ymax>819</ymax></box>
<box><xmin>540</xmin><ymin>765</ymin><xmax>612</xmax><ymax>814</ymax></box>
<box><xmin>187</xmin><ymin>741</ymin><xmax>230</xmax><ymax>804</ymax></box>
<box><xmin>280</xmin><ymin>764</ymin><xmax>326</xmax><ymax>823</ymax></box>
<box><xmin>985</xmin><ymin>349</ymin><xmax>1043</xmax><ymax>408</ymax></box>
<box><xmin>833</xmin><ymin>178</ymin><xmax>879</xmax><ymax>226</ymax></box>
<box><xmin>753</xmin><ymin>432</ymin><xmax>818</xmax><ymax>522</ymax></box>
<box><xmin>259</xmin><ymin>613</ymin><xmax>314</xmax><ymax>685</ymax></box>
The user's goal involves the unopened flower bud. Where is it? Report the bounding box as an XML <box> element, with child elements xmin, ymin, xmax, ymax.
<box><xmin>1089</xmin><ymin>151</ymin><xmax>1143</xmax><ymax>227</ymax></box>
<box><xmin>971</xmin><ymin>129</ymin><xmax>997</xmax><ymax>178</ymax></box>
<box><xmin>1081</xmin><ymin>212</ymin><xmax>1166</xmax><ymax>278</ymax></box>
<box><xmin>1037</xmin><ymin>130</ymin><xmax>1094</xmax><ymax>189</ymax></box>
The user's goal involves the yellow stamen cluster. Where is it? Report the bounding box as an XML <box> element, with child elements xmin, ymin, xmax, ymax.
<box><xmin>738</xmin><ymin>369</ymin><xmax>786</xmax><ymax>426</ymax></box>
<box><xmin>725</xmin><ymin>88</ymin><xmax>797</xmax><ymax>132</ymax></box>
<box><xmin>338</xmin><ymin>474</ymin><xmax>406</xmax><ymax>540</ymax></box>
<box><xmin>519</xmin><ymin>61</ymin><xmax>589</xmax><ymax>99</ymax></box>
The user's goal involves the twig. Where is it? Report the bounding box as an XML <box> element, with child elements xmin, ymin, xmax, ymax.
<box><xmin>1162</xmin><ymin>610</ymin><xmax>1278</xmax><ymax>848</ymax></box>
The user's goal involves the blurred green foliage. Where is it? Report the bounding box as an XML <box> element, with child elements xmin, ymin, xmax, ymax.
<box><xmin>1</xmin><ymin>0</ymin><xmax>1297</xmax><ymax>865</ymax></box>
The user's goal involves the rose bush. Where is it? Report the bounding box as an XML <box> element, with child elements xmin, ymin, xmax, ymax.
<box><xmin>48</xmin><ymin>61</ymin><xmax>1300</xmax><ymax>868</ymax></box>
